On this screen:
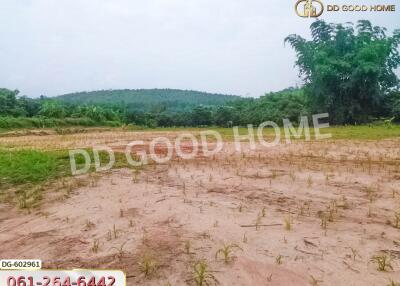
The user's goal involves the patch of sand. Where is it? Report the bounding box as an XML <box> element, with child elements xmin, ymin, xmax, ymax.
<box><xmin>1</xmin><ymin>138</ymin><xmax>400</xmax><ymax>285</ymax></box>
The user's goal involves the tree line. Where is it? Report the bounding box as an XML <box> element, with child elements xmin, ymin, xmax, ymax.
<box><xmin>0</xmin><ymin>87</ymin><xmax>310</xmax><ymax>128</ymax></box>
<box><xmin>0</xmin><ymin>20</ymin><xmax>399</xmax><ymax>129</ymax></box>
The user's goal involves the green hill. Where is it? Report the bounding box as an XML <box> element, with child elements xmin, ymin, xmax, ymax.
<box><xmin>57</xmin><ymin>89</ymin><xmax>241</xmax><ymax>113</ymax></box>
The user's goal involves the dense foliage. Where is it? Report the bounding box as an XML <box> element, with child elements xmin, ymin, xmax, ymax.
<box><xmin>285</xmin><ymin>20</ymin><xmax>400</xmax><ymax>124</ymax></box>
<box><xmin>0</xmin><ymin>20</ymin><xmax>399</xmax><ymax>129</ymax></box>
<box><xmin>0</xmin><ymin>87</ymin><xmax>311</xmax><ymax>128</ymax></box>
<box><xmin>57</xmin><ymin>89</ymin><xmax>240</xmax><ymax>113</ymax></box>
<box><xmin>0</xmin><ymin>88</ymin><xmax>122</xmax><ymax>129</ymax></box>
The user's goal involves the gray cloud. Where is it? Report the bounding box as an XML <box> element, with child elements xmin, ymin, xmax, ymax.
<box><xmin>0</xmin><ymin>0</ymin><xmax>398</xmax><ymax>97</ymax></box>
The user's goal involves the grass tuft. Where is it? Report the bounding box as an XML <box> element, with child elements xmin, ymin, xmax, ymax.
<box><xmin>192</xmin><ymin>260</ymin><xmax>218</xmax><ymax>286</ymax></box>
<box><xmin>371</xmin><ymin>254</ymin><xmax>393</xmax><ymax>271</ymax></box>
<box><xmin>215</xmin><ymin>243</ymin><xmax>243</xmax><ymax>264</ymax></box>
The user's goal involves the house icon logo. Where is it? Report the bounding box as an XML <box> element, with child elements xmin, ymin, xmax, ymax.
<box><xmin>295</xmin><ymin>0</ymin><xmax>324</xmax><ymax>17</ymax></box>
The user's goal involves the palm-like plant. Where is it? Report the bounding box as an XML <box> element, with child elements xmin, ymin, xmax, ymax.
<box><xmin>215</xmin><ymin>243</ymin><xmax>243</xmax><ymax>264</ymax></box>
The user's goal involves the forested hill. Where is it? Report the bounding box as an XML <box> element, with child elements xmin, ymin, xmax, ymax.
<box><xmin>2</xmin><ymin>19</ymin><xmax>399</xmax><ymax>129</ymax></box>
<box><xmin>56</xmin><ymin>89</ymin><xmax>241</xmax><ymax>112</ymax></box>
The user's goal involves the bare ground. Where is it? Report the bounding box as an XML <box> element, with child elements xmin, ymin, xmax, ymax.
<box><xmin>1</xmin><ymin>133</ymin><xmax>400</xmax><ymax>286</ymax></box>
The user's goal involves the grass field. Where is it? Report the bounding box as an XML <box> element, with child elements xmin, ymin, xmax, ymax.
<box><xmin>2</xmin><ymin>123</ymin><xmax>400</xmax><ymax>138</ymax></box>
<box><xmin>181</xmin><ymin>124</ymin><xmax>400</xmax><ymax>140</ymax></box>
<box><xmin>1</xmin><ymin>125</ymin><xmax>399</xmax><ymax>188</ymax></box>
<box><xmin>0</xmin><ymin>125</ymin><xmax>400</xmax><ymax>285</ymax></box>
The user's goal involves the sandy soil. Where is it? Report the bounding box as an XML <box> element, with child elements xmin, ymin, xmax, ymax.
<box><xmin>1</xmin><ymin>133</ymin><xmax>400</xmax><ymax>286</ymax></box>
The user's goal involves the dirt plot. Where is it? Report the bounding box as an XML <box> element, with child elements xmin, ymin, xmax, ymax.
<box><xmin>1</xmin><ymin>133</ymin><xmax>400</xmax><ymax>285</ymax></box>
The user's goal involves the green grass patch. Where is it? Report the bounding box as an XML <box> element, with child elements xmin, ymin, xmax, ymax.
<box><xmin>134</xmin><ymin>124</ymin><xmax>400</xmax><ymax>140</ymax></box>
<box><xmin>323</xmin><ymin>124</ymin><xmax>400</xmax><ymax>140</ymax></box>
<box><xmin>0</xmin><ymin>148</ymin><xmax>134</xmax><ymax>208</ymax></box>
<box><xmin>0</xmin><ymin>149</ymin><xmax>70</xmax><ymax>186</ymax></box>
<box><xmin>0</xmin><ymin>148</ymin><xmax>134</xmax><ymax>188</ymax></box>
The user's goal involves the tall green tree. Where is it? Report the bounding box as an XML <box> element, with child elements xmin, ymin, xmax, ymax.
<box><xmin>214</xmin><ymin>106</ymin><xmax>236</xmax><ymax>127</ymax></box>
<box><xmin>39</xmin><ymin>101</ymin><xmax>66</xmax><ymax>118</ymax></box>
<box><xmin>191</xmin><ymin>105</ymin><xmax>213</xmax><ymax>126</ymax></box>
<box><xmin>0</xmin><ymin>88</ymin><xmax>27</xmax><ymax>116</ymax></box>
<box><xmin>285</xmin><ymin>20</ymin><xmax>400</xmax><ymax>124</ymax></box>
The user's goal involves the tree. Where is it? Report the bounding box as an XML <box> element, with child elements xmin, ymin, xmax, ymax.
<box><xmin>39</xmin><ymin>101</ymin><xmax>66</xmax><ymax>118</ymax></box>
<box><xmin>214</xmin><ymin>106</ymin><xmax>236</xmax><ymax>127</ymax></box>
<box><xmin>0</xmin><ymin>88</ymin><xmax>26</xmax><ymax>116</ymax></box>
<box><xmin>83</xmin><ymin>106</ymin><xmax>106</xmax><ymax>121</ymax></box>
<box><xmin>391</xmin><ymin>91</ymin><xmax>400</xmax><ymax>121</ymax></box>
<box><xmin>285</xmin><ymin>20</ymin><xmax>400</xmax><ymax>124</ymax></box>
<box><xmin>191</xmin><ymin>106</ymin><xmax>213</xmax><ymax>126</ymax></box>
<box><xmin>18</xmin><ymin>96</ymin><xmax>41</xmax><ymax>117</ymax></box>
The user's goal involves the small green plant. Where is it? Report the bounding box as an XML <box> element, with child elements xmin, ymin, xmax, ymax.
<box><xmin>17</xmin><ymin>191</ymin><xmax>28</xmax><ymax>209</ymax></box>
<box><xmin>85</xmin><ymin>219</ymin><xmax>95</xmax><ymax>230</ymax></box>
<box><xmin>275</xmin><ymin>255</ymin><xmax>283</xmax><ymax>265</ymax></box>
<box><xmin>255</xmin><ymin>215</ymin><xmax>262</xmax><ymax>231</ymax></box>
<box><xmin>371</xmin><ymin>254</ymin><xmax>393</xmax><ymax>271</ymax></box>
<box><xmin>111</xmin><ymin>242</ymin><xmax>127</xmax><ymax>259</ymax></box>
<box><xmin>192</xmin><ymin>260</ymin><xmax>218</xmax><ymax>286</ymax></box>
<box><xmin>349</xmin><ymin>247</ymin><xmax>360</xmax><ymax>261</ymax></box>
<box><xmin>299</xmin><ymin>205</ymin><xmax>305</xmax><ymax>216</ymax></box>
<box><xmin>394</xmin><ymin>212</ymin><xmax>400</xmax><ymax>228</ymax></box>
<box><xmin>338</xmin><ymin>195</ymin><xmax>349</xmax><ymax>209</ymax></box>
<box><xmin>215</xmin><ymin>243</ymin><xmax>243</xmax><ymax>264</ymax></box>
<box><xmin>138</xmin><ymin>255</ymin><xmax>158</xmax><ymax>278</ymax></box>
<box><xmin>284</xmin><ymin>215</ymin><xmax>292</xmax><ymax>231</ymax></box>
<box><xmin>113</xmin><ymin>224</ymin><xmax>118</xmax><ymax>239</ymax></box>
<box><xmin>91</xmin><ymin>239</ymin><xmax>100</xmax><ymax>253</ymax></box>
<box><xmin>310</xmin><ymin>275</ymin><xmax>322</xmax><ymax>286</ymax></box>
<box><xmin>320</xmin><ymin>213</ymin><xmax>328</xmax><ymax>230</ymax></box>
<box><xmin>184</xmin><ymin>240</ymin><xmax>191</xmax><ymax>255</ymax></box>
<box><xmin>132</xmin><ymin>168</ymin><xmax>140</xmax><ymax>183</ymax></box>
<box><xmin>384</xmin><ymin>116</ymin><xmax>395</xmax><ymax>128</ymax></box>
<box><xmin>327</xmin><ymin>208</ymin><xmax>335</xmax><ymax>222</ymax></box>
<box><xmin>307</xmin><ymin>175</ymin><xmax>313</xmax><ymax>188</ymax></box>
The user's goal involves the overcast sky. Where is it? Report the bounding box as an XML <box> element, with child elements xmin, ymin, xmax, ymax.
<box><xmin>0</xmin><ymin>0</ymin><xmax>399</xmax><ymax>97</ymax></box>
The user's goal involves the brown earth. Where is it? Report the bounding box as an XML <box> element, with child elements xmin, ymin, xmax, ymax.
<box><xmin>1</xmin><ymin>132</ymin><xmax>400</xmax><ymax>285</ymax></box>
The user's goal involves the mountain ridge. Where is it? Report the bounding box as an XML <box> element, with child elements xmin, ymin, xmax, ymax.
<box><xmin>56</xmin><ymin>88</ymin><xmax>242</xmax><ymax>112</ymax></box>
